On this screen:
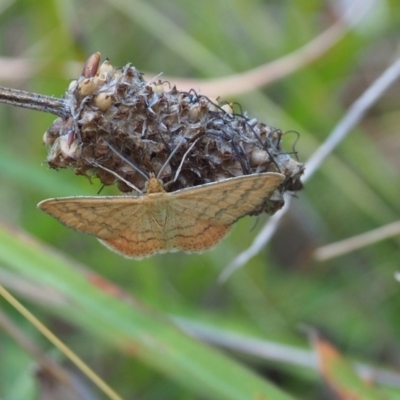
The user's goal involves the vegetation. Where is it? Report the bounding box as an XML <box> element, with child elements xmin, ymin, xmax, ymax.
<box><xmin>0</xmin><ymin>1</ymin><xmax>399</xmax><ymax>399</ymax></box>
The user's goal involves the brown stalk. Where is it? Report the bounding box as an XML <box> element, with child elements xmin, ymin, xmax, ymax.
<box><xmin>0</xmin><ymin>86</ymin><xmax>68</xmax><ymax>118</ymax></box>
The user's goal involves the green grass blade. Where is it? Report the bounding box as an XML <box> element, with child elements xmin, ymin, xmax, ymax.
<box><xmin>0</xmin><ymin>221</ymin><xmax>296</xmax><ymax>400</ymax></box>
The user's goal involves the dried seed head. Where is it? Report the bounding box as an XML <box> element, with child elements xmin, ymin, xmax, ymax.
<box><xmin>43</xmin><ymin>53</ymin><xmax>305</xmax><ymax>215</ymax></box>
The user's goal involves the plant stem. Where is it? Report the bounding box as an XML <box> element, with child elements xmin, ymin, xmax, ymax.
<box><xmin>0</xmin><ymin>86</ymin><xmax>68</xmax><ymax>118</ymax></box>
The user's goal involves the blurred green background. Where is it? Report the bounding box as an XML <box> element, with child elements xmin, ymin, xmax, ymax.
<box><xmin>0</xmin><ymin>1</ymin><xmax>400</xmax><ymax>399</ymax></box>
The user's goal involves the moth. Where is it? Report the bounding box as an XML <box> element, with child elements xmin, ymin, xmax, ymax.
<box><xmin>38</xmin><ymin>172</ymin><xmax>284</xmax><ymax>258</ymax></box>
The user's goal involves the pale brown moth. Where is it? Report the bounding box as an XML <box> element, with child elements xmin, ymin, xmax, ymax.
<box><xmin>38</xmin><ymin>172</ymin><xmax>284</xmax><ymax>259</ymax></box>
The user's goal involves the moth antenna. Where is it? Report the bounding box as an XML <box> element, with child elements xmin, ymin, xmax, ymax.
<box><xmin>92</xmin><ymin>162</ymin><xmax>143</xmax><ymax>194</ymax></box>
<box><xmin>172</xmin><ymin>137</ymin><xmax>201</xmax><ymax>183</ymax></box>
<box><xmin>106</xmin><ymin>142</ymin><xmax>149</xmax><ymax>181</ymax></box>
<box><xmin>145</xmin><ymin>72</ymin><xmax>163</xmax><ymax>86</ymax></box>
<box><xmin>157</xmin><ymin>135</ymin><xmax>186</xmax><ymax>179</ymax></box>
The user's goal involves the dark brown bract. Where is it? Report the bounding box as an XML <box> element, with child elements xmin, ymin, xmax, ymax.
<box><xmin>43</xmin><ymin>53</ymin><xmax>304</xmax><ymax>215</ymax></box>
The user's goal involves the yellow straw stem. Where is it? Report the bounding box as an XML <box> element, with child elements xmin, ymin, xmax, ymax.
<box><xmin>0</xmin><ymin>283</ymin><xmax>123</xmax><ymax>400</ymax></box>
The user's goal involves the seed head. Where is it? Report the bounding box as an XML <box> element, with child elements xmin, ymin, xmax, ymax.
<box><xmin>43</xmin><ymin>53</ymin><xmax>304</xmax><ymax>215</ymax></box>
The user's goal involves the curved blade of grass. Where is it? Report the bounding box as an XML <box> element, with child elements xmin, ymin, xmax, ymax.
<box><xmin>0</xmin><ymin>221</ymin><xmax>295</xmax><ymax>400</ymax></box>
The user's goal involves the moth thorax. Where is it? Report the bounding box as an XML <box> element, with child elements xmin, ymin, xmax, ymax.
<box><xmin>146</xmin><ymin>176</ymin><xmax>165</xmax><ymax>194</ymax></box>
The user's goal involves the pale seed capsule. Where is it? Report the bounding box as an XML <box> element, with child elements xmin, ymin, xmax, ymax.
<box><xmin>113</xmin><ymin>69</ymin><xmax>122</xmax><ymax>80</ymax></box>
<box><xmin>46</xmin><ymin>138</ymin><xmax>61</xmax><ymax>167</ymax></box>
<box><xmin>42</xmin><ymin>131</ymin><xmax>50</xmax><ymax>146</ymax></box>
<box><xmin>93</xmin><ymin>73</ymin><xmax>107</xmax><ymax>89</ymax></box>
<box><xmin>42</xmin><ymin>117</ymin><xmax>64</xmax><ymax>146</ymax></box>
<box><xmin>68</xmin><ymin>79</ymin><xmax>78</xmax><ymax>92</ymax></box>
<box><xmin>43</xmin><ymin>129</ymin><xmax>59</xmax><ymax>146</ymax></box>
<box><xmin>82</xmin><ymin>52</ymin><xmax>101</xmax><ymax>78</ymax></box>
<box><xmin>207</xmin><ymin>97</ymin><xmax>220</xmax><ymax>112</ymax></box>
<box><xmin>285</xmin><ymin>158</ymin><xmax>304</xmax><ymax>178</ymax></box>
<box><xmin>97</xmin><ymin>58</ymin><xmax>114</xmax><ymax>78</ymax></box>
<box><xmin>59</xmin><ymin>134</ymin><xmax>79</xmax><ymax>159</ymax></box>
<box><xmin>221</xmin><ymin>103</ymin><xmax>233</xmax><ymax>115</ymax></box>
<box><xmin>188</xmin><ymin>97</ymin><xmax>209</xmax><ymax>120</ymax></box>
<box><xmin>47</xmin><ymin>135</ymin><xmax>79</xmax><ymax>168</ymax></box>
<box><xmin>149</xmin><ymin>83</ymin><xmax>164</xmax><ymax>94</ymax></box>
<box><xmin>78</xmin><ymin>78</ymin><xmax>96</xmax><ymax>97</ymax></box>
<box><xmin>250</xmin><ymin>149</ymin><xmax>270</xmax><ymax>166</ymax></box>
<box><xmin>94</xmin><ymin>93</ymin><xmax>113</xmax><ymax>112</ymax></box>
